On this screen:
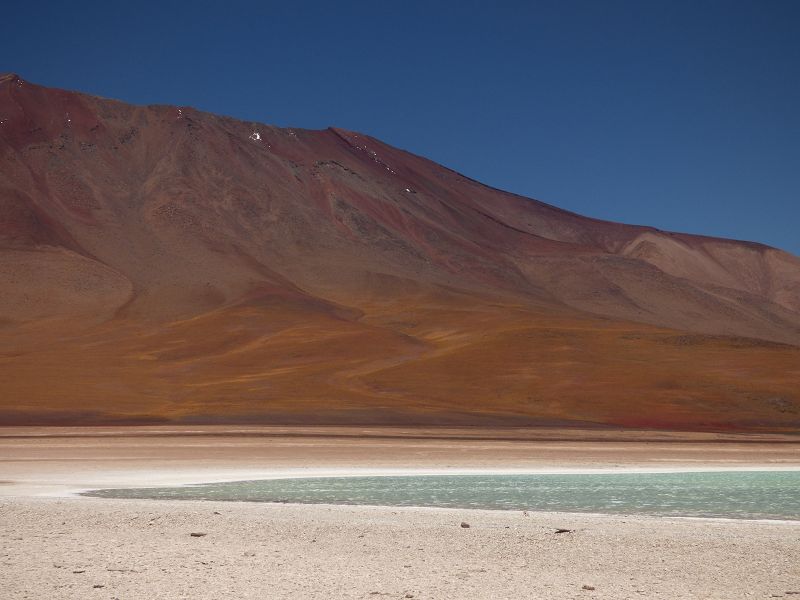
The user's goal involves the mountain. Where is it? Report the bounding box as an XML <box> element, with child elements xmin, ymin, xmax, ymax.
<box><xmin>1</xmin><ymin>73</ymin><xmax>799</xmax><ymax>431</ymax></box>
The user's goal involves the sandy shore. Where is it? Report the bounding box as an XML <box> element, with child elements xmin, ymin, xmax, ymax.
<box><xmin>2</xmin><ymin>425</ymin><xmax>800</xmax><ymax>497</ymax></box>
<box><xmin>1</xmin><ymin>427</ymin><xmax>799</xmax><ymax>598</ymax></box>
<box><xmin>3</xmin><ymin>497</ymin><xmax>799</xmax><ymax>600</ymax></box>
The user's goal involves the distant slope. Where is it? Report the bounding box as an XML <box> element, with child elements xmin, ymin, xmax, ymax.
<box><xmin>1</xmin><ymin>73</ymin><xmax>799</xmax><ymax>431</ymax></box>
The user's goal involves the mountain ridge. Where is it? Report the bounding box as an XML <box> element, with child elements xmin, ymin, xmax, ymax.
<box><xmin>1</xmin><ymin>75</ymin><xmax>798</xmax><ymax>431</ymax></box>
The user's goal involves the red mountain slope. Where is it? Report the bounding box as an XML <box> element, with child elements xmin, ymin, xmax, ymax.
<box><xmin>1</xmin><ymin>73</ymin><xmax>799</xmax><ymax>430</ymax></box>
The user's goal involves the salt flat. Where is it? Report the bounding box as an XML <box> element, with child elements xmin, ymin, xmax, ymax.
<box><xmin>1</xmin><ymin>427</ymin><xmax>799</xmax><ymax>599</ymax></box>
<box><xmin>2</xmin><ymin>497</ymin><xmax>799</xmax><ymax>600</ymax></box>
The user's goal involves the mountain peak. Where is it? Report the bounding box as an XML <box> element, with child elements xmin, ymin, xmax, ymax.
<box><xmin>0</xmin><ymin>72</ymin><xmax>22</xmax><ymax>84</ymax></box>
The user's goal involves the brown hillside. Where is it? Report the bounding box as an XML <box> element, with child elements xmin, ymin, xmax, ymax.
<box><xmin>1</xmin><ymin>73</ymin><xmax>798</xmax><ymax>430</ymax></box>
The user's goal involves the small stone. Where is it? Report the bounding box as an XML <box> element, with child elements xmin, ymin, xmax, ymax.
<box><xmin>93</xmin><ymin>585</ymin><xmax>104</xmax><ymax>589</ymax></box>
<box><xmin>555</xmin><ymin>528</ymin><xmax>573</xmax><ymax>534</ymax></box>
<box><xmin>189</xmin><ymin>532</ymin><xmax>207</xmax><ymax>537</ymax></box>
<box><xmin>582</xmin><ymin>585</ymin><xmax>596</xmax><ymax>591</ymax></box>
<box><xmin>460</xmin><ymin>522</ymin><xmax>470</xmax><ymax>528</ymax></box>
<box><xmin>213</xmin><ymin>511</ymin><xmax>221</xmax><ymax>515</ymax></box>
<box><xmin>73</xmin><ymin>570</ymin><xmax>85</xmax><ymax>574</ymax></box>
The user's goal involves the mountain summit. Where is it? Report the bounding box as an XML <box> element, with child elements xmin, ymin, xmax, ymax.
<box><xmin>1</xmin><ymin>76</ymin><xmax>798</xmax><ymax>430</ymax></box>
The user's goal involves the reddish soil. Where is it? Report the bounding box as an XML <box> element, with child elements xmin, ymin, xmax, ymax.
<box><xmin>1</xmin><ymin>73</ymin><xmax>799</xmax><ymax>431</ymax></box>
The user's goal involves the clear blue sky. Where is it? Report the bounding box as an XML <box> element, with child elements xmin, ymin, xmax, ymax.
<box><xmin>3</xmin><ymin>1</ymin><xmax>798</xmax><ymax>254</ymax></box>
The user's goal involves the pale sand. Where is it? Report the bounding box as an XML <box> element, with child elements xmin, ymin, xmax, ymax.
<box><xmin>1</xmin><ymin>427</ymin><xmax>799</xmax><ymax>599</ymax></box>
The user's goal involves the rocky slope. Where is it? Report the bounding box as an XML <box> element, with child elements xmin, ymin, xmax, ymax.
<box><xmin>1</xmin><ymin>73</ymin><xmax>798</xmax><ymax>430</ymax></box>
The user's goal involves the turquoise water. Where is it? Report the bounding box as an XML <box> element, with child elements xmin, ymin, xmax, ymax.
<box><xmin>84</xmin><ymin>471</ymin><xmax>800</xmax><ymax>521</ymax></box>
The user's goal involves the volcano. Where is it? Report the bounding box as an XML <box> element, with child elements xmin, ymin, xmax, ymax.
<box><xmin>1</xmin><ymin>73</ymin><xmax>798</xmax><ymax>431</ymax></box>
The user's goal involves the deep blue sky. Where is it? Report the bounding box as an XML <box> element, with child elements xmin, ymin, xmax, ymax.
<box><xmin>3</xmin><ymin>1</ymin><xmax>799</xmax><ymax>254</ymax></box>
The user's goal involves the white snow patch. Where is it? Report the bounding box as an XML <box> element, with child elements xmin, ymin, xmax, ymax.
<box><xmin>405</xmin><ymin>188</ymin><xmax>411</xmax><ymax>192</ymax></box>
<box><xmin>249</xmin><ymin>131</ymin><xmax>261</xmax><ymax>141</ymax></box>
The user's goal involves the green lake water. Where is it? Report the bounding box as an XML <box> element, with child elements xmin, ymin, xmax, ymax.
<box><xmin>84</xmin><ymin>471</ymin><xmax>800</xmax><ymax>520</ymax></box>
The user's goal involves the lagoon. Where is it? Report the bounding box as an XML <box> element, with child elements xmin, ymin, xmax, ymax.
<box><xmin>84</xmin><ymin>470</ymin><xmax>800</xmax><ymax>521</ymax></box>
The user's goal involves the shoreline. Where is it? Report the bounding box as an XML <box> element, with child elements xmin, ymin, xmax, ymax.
<box><xmin>9</xmin><ymin>464</ymin><xmax>800</xmax><ymax>501</ymax></box>
<box><xmin>3</xmin><ymin>428</ymin><xmax>799</xmax><ymax>598</ymax></box>
<box><xmin>72</xmin><ymin>467</ymin><xmax>800</xmax><ymax>526</ymax></box>
<box><xmin>62</xmin><ymin>463</ymin><xmax>800</xmax><ymax>492</ymax></box>
<box><xmin>75</xmin><ymin>497</ymin><xmax>800</xmax><ymax>527</ymax></box>
<box><xmin>26</xmin><ymin>491</ymin><xmax>800</xmax><ymax>525</ymax></box>
<box><xmin>3</xmin><ymin>426</ymin><xmax>799</xmax><ymax>498</ymax></box>
<box><xmin>4</xmin><ymin>495</ymin><xmax>799</xmax><ymax>599</ymax></box>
